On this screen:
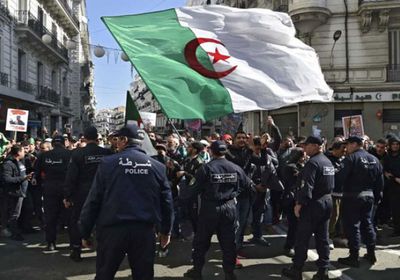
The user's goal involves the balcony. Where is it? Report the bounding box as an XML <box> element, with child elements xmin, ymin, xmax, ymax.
<box><xmin>15</xmin><ymin>11</ymin><xmax>69</xmax><ymax>63</ymax></box>
<box><xmin>37</xmin><ymin>86</ymin><xmax>60</xmax><ymax>104</ymax></box>
<box><xmin>0</xmin><ymin>72</ymin><xmax>9</xmax><ymax>87</ymax></box>
<box><xmin>18</xmin><ymin>79</ymin><xmax>36</xmax><ymax>95</ymax></box>
<box><xmin>387</xmin><ymin>65</ymin><xmax>400</xmax><ymax>82</ymax></box>
<box><xmin>37</xmin><ymin>0</ymin><xmax>79</xmax><ymax>37</ymax></box>
<box><xmin>289</xmin><ymin>0</ymin><xmax>331</xmax><ymax>34</ymax></box>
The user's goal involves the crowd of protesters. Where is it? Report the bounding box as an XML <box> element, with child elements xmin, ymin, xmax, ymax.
<box><xmin>0</xmin><ymin>115</ymin><xmax>399</xmax><ymax>279</ymax></box>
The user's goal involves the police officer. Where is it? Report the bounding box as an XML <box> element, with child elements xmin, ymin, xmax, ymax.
<box><xmin>337</xmin><ymin>136</ymin><xmax>384</xmax><ymax>267</ymax></box>
<box><xmin>63</xmin><ymin>126</ymin><xmax>112</xmax><ymax>262</ymax></box>
<box><xmin>34</xmin><ymin>135</ymin><xmax>72</xmax><ymax>251</ymax></box>
<box><xmin>79</xmin><ymin>124</ymin><xmax>173</xmax><ymax>280</ymax></box>
<box><xmin>282</xmin><ymin>136</ymin><xmax>334</xmax><ymax>280</ymax></box>
<box><xmin>184</xmin><ymin>140</ymin><xmax>252</xmax><ymax>280</ymax></box>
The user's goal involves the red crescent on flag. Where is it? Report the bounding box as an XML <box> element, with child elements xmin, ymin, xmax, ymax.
<box><xmin>184</xmin><ymin>38</ymin><xmax>237</xmax><ymax>79</ymax></box>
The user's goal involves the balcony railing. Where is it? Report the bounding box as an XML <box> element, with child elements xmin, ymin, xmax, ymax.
<box><xmin>0</xmin><ymin>72</ymin><xmax>8</xmax><ymax>87</ymax></box>
<box><xmin>18</xmin><ymin>79</ymin><xmax>36</xmax><ymax>94</ymax></box>
<box><xmin>16</xmin><ymin>11</ymin><xmax>68</xmax><ymax>61</ymax></box>
<box><xmin>37</xmin><ymin>86</ymin><xmax>60</xmax><ymax>103</ymax></box>
<box><xmin>58</xmin><ymin>0</ymin><xmax>80</xmax><ymax>26</ymax></box>
<box><xmin>63</xmin><ymin>96</ymin><xmax>70</xmax><ymax>107</ymax></box>
<box><xmin>387</xmin><ymin>64</ymin><xmax>400</xmax><ymax>82</ymax></box>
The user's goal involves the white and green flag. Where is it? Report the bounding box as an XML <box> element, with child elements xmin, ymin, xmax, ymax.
<box><xmin>103</xmin><ymin>5</ymin><xmax>332</xmax><ymax>121</ymax></box>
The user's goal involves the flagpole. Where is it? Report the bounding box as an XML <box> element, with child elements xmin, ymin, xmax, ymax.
<box><xmin>168</xmin><ymin>119</ymin><xmax>187</xmax><ymax>148</ymax></box>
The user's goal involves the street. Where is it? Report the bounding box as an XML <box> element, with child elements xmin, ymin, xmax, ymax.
<box><xmin>1</xmin><ymin>224</ymin><xmax>399</xmax><ymax>280</ymax></box>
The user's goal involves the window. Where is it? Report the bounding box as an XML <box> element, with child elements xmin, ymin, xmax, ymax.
<box><xmin>37</xmin><ymin>61</ymin><xmax>43</xmax><ymax>93</ymax></box>
<box><xmin>51</xmin><ymin>70</ymin><xmax>57</xmax><ymax>91</ymax></box>
<box><xmin>18</xmin><ymin>49</ymin><xmax>27</xmax><ymax>82</ymax></box>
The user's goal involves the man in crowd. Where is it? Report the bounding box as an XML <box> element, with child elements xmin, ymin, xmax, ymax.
<box><xmin>337</xmin><ymin>136</ymin><xmax>384</xmax><ymax>267</ymax></box>
<box><xmin>282</xmin><ymin>136</ymin><xmax>334</xmax><ymax>280</ymax></box>
<box><xmin>184</xmin><ymin>140</ymin><xmax>252</xmax><ymax>280</ymax></box>
<box><xmin>79</xmin><ymin>124</ymin><xmax>173</xmax><ymax>280</ymax></box>
<box><xmin>383</xmin><ymin>136</ymin><xmax>400</xmax><ymax>237</ymax></box>
<box><xmin>34</xmin><ymin>136</ymin><xmax>72</xmax><ymax>251</ymax></box>
<box><xmin>64</xmin><ymin>127</ymin><xmax>112</xmax><ymax>262</ymax></box>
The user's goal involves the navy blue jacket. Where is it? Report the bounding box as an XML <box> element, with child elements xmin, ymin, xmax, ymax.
<box><xmin>79</xmin><ymin>146</ymin><xmax>173</xmax><ymax>238</ymax></box>
<box><xmin>193</xmin><ymin>157</ymin><xmax>252</xmax><ymax>202</ymax></box>
<box><xmin>296</xmin><ymin>152</ymin><xmax>334</xmax><ymax>205</ymax></box>
<box><xmin>337</xmin><ymin>149</ymin><xmax>384</xmax><ymax>200</ymax></box>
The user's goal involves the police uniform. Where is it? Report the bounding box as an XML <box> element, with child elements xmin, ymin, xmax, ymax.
<box><xmin>79</xmin><ymin>125</ymin><xmax>173</xmax><ymax>280</ymax></box>
<box><xmin>337</xmin><ymin>136</ymin><xmax>384</xmax><ymax>267</ymax></box>
<box><xmin>185</xmin><ymin>141</ymin><xmax>252</xmax><ymax>280</ymax></box>
<box><xmin>34</xmin><ymin>136</ymin><xmax>72</xmax><ymax>249</ymax></box>
<box><xmin>64</xmin><ymin>128</ymin><xmax>112</xmax><ymax>260</ymax></box>
<box><xmin>282</xmin><ymin>136</ymin><xmax>334</xmax><ymax>280</ymax></box>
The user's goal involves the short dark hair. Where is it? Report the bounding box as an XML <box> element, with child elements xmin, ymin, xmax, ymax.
<box><xmin>21</xmin><ymin>141</ymin><xmax>30</xmax><ymax>147</ymax></box>
<box><xmin>10</xmin><ymin>144</ymin><xmax>23</xmax><ymax>156</ymax></box>
<box><xmin>376</xmin><ymin>138</ymin><xmax>387</xmax><ymax>145</ymax></box>
<box><xmin>234</xmin><ymin>131</ymin><xmax>247</xmax><ymax>138</ymax></box>
<box><xmin>190</xmin><ymin>142</ymin><xmax>204</xmax><ymax>154</ymax></box>
<box><xmin>253</xmin><ymin>137</ymin><xmax>261</xmax><ymax>146</ymax></box>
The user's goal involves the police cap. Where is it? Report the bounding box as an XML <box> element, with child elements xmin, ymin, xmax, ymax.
<box><xmin>304</xmin><ymin>136</ymin><xmax>323</xmax><ymax>146</ymax></box>
<box><xmin>114</xmin><ymin>124</ymin><xmax>140</xmax><ymax>139</ymax></box>
<box><xmin>346</xmin><ymin>136</ymin><xmax>363</xmax><ymax>145</ymax></box>
<box><xmin>210</xmin><ymin>140</ymin><xmax>228</xmax><ymax>154</ymax></box>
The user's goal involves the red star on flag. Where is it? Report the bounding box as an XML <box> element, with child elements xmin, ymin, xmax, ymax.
<box><xmin>207</xmin><ymin>48</ymin><xmax>231</xmax><ymax>64</ymax></box>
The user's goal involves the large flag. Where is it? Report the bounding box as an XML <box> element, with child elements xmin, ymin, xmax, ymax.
<box><xmin>125</xmin><ymin>91</ymin><xmax>142</xmax><ymax>126</ymax></box>
<box><xmin>103</xmin><ymin>5</ymin><xmax>333</xmax><ymax>121</ymax></box>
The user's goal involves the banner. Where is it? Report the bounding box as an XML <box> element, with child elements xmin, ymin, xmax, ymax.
<box><xmin>6</xmin><ymin>109</ymin><xmax>29</xmax><ymax>132</ymax></box>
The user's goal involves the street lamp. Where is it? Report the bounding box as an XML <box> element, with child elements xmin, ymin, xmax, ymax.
<box><xmin>330</xmin><ymin>30</ymin><xmax>342</xmax><ymax>68</ymax></box>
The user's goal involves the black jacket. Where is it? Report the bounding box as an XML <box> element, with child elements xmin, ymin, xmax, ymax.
<box><xmin>79</xmin><ymin>146</ymin><xmax>173</xmax><ymax>238</ymax></box>
<box><xmin>64</xmin><ymin>143</ymin><xmax>112</xmax><ymax>201</ymax></box>
<box><xmin>1</xmin><ymin>157</ymin><xmax>26</xmax><ymax>197</ymax></box>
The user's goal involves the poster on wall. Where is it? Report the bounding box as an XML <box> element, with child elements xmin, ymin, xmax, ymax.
<box><xmin>342</xmin><ymin>115</ymin><xmax>364</xmax><ymax>139</ymax></box>
<box><xmin>5</xmin><ymin>109</ymin><xmax>29</xmax><ymax>132</ymax></box>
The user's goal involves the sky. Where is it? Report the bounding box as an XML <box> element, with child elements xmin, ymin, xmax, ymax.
<box><xmin>87</xmin><ymin>0</ymin><xmax>187</xmax><ymax>110</ymax></box>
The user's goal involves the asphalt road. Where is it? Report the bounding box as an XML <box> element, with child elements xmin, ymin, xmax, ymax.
<box><xmin>0</xmin><ymin>224</ymin><xmax>399</xmax><ymax>280</ymax></box>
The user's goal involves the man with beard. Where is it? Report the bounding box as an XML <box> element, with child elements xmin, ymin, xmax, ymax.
<box><xmin>226</xmin><ymin>131</ymin><xmax>255</xmax><ymax>262</ymax></box>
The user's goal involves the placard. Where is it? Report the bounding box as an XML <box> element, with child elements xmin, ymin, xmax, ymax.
<box><xmin>6</xmin><ymin>109</ymin><xmax>29</xmax><ymax>132</ymax></box>
<box><xmin>342</xmin><ymin>115</ymin><xmax>364</xmax><ymax>139</ymax></box>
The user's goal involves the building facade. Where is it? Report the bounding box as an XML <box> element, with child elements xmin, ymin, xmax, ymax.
<box><xmin>0</xmin><ymin>0</ymin><xmax>94</xmax><ymax>139</ymax></box>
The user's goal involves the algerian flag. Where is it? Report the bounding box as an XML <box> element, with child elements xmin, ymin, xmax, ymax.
<box><xmin>125</xmin><ymin>91</ymin><xmax>142</xmax><ymax>126</ymax></box>
<box><xmin>103</xmin><ymin>5</ymin><xmax>333</xmax><ymax>121</ymax></box>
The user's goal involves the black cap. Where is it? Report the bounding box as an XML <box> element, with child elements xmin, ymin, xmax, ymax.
<box><xmin>52</xmin><ymin>135</ymin><xmax>65</xmax><ymax>145</ymax></box>
<box><xmin>346</xmin><ymin>136</ymin><xmax>363</xmax><ymax>144</ymax></box>
<box><xmin>210</xmin><ymin>140</ymin><xmax>228</xmax><ymax>153</ymax></box>
<box><xmin>84</xmin><ymin>126</ymin><xmax>98</xmax><ymax>141</ymax></box>
<box><xmin>114</xmin><ymin>124</ymin><xmax>140</xmax><ymax>139</ymax></box>
<box><xmin>304</xmin><ymin>136</ymin><xmax>323</xmax><ymax>145</ymax></box>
